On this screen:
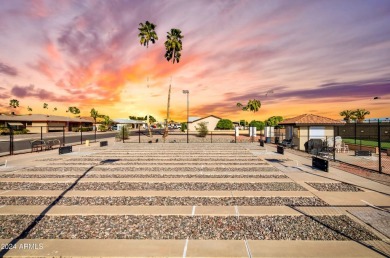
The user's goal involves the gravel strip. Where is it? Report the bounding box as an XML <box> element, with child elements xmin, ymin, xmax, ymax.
<box><xmin>306</xmin><ymin>182</ymin><xmax>363</xmax><ymax>192</ymax></box>
<box><xmin>24</xmin><ymin>167</ymin><xmax>279</xmax><ymax>172</ymax></box>
<box><xmin>49</xmin><ymin>162</ymin><xmax>270</xmax><ymax>166</ymax></box>
<box><xmin>0</xmin><ymin>182</ymin><xmax>307</xmax><ymax>191</ymax></box>
<box><xmin>0</xmin><ymin>174</ymin><xmax>287</xmax><ymax>179</ymax></box>
<box><xmin>0</xmin><ymin>196</ymin><xmax>327</xmax><ymax>206</ymax></box>
<box><xmin>0</xmin><ymin>215</ymin><xmax>379</xmax><ymax>240</ymax></box>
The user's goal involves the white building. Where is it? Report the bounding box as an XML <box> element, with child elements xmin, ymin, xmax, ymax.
<box><xmin>187</xmin><ymin>115</ymin><xmax>221</xmax><ymax>132</ymax></box>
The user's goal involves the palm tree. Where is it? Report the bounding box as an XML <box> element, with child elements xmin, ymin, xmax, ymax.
<box><xmin>90</xmin><ymin>108</ymin><xmax>99</xmax><ymax>141</ymax></box>
<box><xmin>9</xmin><ymin>99</ymin><xmax>19</xmax><ymax>115</ymax></box>
<box><xmin>237</xmin><ymin>99</ymin><xmax>261</xmax><ymax>113</ymax></box>
<box><xmin>27</xmin><ymin>106</ymin><xmax>33</xmax><ymax>114</ymax></box>
<box><xmin>339</xmin><ymin>110</ymin><xmax>355</xmax><ymax>123</ymax></box>
<box><xmin>164</xmin><ymin>28</ymin><xmax>184</xmax><ymax>64</ymax></box>
<box><xmin>163</xmin><ymin>29</ymin><xmax>184</xmax><ymax>141</ymax></box>
<box><xmin>236</xmin><ymin>99</ymin><xmax>262</xmax><ymax>142</ymax></box>
<box><xmin>353</xmin><ymin>109</ymin><xmax>370</xmax><ymax>123</ymax></box>
<box><xmin>138</xmin><ymin>21</ymin><xmax>158</xmax><ymax>48</ymax></box>
<box><xmin>53</xmin><ymin>107</ymin><xmax>57</xmax><ymax>112</ymax></box>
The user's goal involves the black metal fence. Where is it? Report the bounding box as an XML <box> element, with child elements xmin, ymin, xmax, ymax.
<box><xmin>0</xmin><ymin>126</ymin><xmax>116</xmax><ymax>157</ymax></box>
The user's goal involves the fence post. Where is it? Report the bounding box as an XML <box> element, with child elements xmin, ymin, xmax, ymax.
<box><xmin>138</xmin><ymin>126</ymin><xmax>140</xmax><ymax>143</ymax></box>
<box><xmin>40</xmin><ymin>126</ymin><xmax>43</xmax><ymax>141</ymax></box>
<box><xmin>235</xmin><ymin>131</ymin><xmax>237</xmax><ymax>143</ymax></box>
<box><xmin>123</xmin><ymin>127</ymin><xmax>125</xmax><ymax>143</ymax></box>
<box><xmin>333</xmin><ymin>127</ymin><xmax>337</xmax><ymax>162</ymax></box>
<box><xmin>354</xmin><ymin>122</ymin><xmax>357</xmax><ymax>144</ymax></box>
<box><xmin>80</xmin><ymin>126</ymin><xmax>83</xmax><ymax>145</ymax></box>
<box><xmin>378</xmin><ymin>120</ymin><xmax>382</xmax><ymax>173</ymax></box>
<box><xmin>211</xmin><ymin>131</ymin><xmax>213</xmax><ymax>143</ymax></box>
<box><xmin>9</xmin><ymin>127</ymin><xmax>13</xmax><ymax>155</ymax></box>
<box><xmin>63</xmin><ymin>126</ymin><xmax>65</xmax><ymax>146</ymax></box>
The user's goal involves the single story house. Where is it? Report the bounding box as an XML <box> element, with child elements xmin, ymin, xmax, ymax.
<box><xmin>278</xmin><ymin>114</ymin><xmax>345</xmax><ymax>151</ymax></box>
<box><xmin>187</xmin><ymin>115</ymin><xmax>221</xmax><ymax>132</ymax></box>
<box><xmin>112</xmin><ymin>118</ymin><xmax>147</xmax><ymax>130</ymax></box>
<box><xmin>0</xmin><ymin>114</ymin><xmax>93</xmax><ymax>133</ymax></box>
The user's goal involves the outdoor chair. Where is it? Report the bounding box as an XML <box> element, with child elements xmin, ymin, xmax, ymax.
<box><xmin>31</xmin><ymin>140</ymin><xmax>48</xmax><ymax>152</ymax></box>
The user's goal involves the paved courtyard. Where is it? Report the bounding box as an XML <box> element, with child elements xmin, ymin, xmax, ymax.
<box><xmin>0</xmin><ymin>141</ymin><xmax>389</xmax><ymax>257</ymax></box>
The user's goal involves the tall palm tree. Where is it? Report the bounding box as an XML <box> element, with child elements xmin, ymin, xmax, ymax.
<box><xmin>138</xmin><ymin>21</ymin><xmax>158</xmax><ymax>48</ymax></box>
<box><xmin>339</xmin><ymin>110</ymin><xmax>355</xmax><ymax>123</ymax></box>
<box><xmin>27</xmin><ymin>106</ymin><xmax>33</xmax><ymax>114</ymax></box>
<box><xmin>353</xmin><ymin>109</ymin><xmax>370</xmax><ymax>123</ymax></box>
<box><xmin>164</xmin><ymin>28</ymin><xmax>184</xmax><ymax>64</ymax></box>
<box><xmin>138</xmin><ymin>21</ymin><xmax>158</xmax><ymax>136</ymax></box>
<box><xmin>90</xmin><ymin>108</ymin><xmax>99</xmax><ymax>141</ymax></box>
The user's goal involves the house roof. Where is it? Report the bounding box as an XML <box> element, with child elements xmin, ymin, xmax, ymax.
<box><xmin>279</xmin><ymin>114</ymin><xmax>345</xmax><ymax>126</ymax></box>
<box><xmin>0</xmin><ymin>114</ymin><xmax>92</xmax><ymax>123</ymax></box>
<box><xmin>188</xmin><ymin>115</ymin><xmax>222</xmax><ymax>123</ymax></box>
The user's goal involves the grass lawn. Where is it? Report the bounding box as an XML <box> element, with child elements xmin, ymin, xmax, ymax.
<box><xmin>343</xmin><ymin>138</ymin><xmax>390</xmax><ymax>149</ymax></box>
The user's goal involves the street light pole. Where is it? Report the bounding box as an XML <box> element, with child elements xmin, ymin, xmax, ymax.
<box><xmin>183</xmin><ymin>90</ymin><xmax>189</xmax><ymax>143</ymax></box>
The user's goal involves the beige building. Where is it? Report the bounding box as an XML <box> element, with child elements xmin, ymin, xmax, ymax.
<box><xmin>187</xmin><ymin>115</ymin><xmax>221</xmax><ymax>132</ymax></box>
<box><xmin>0</xmin><ymin>114</ymin><xmax>93</xmax><ymax>133</ymax></box>
<box><xmin>279</xmin><ymin>114</ymin><xmax>345</xmax><ymax>151</ymax></box>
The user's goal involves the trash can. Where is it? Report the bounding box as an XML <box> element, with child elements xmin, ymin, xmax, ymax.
<box><xmin>259</xmin><ymin>139</ymin><xmax>264</xmax><ymax>147</ymax></box>
<box><xmin>85</xmin><ymin>140</ymin><xmax>90</xmax><ymax>146</ymax></box>
<box><xmin>266</xmin><ymin>137</ymin><xmax>271</xmax><ymax>143</ymax></box>
<box><xmin>275</xmin><ymin>137</ymin><xmax>280</xmax><ymax>144</ymax></box>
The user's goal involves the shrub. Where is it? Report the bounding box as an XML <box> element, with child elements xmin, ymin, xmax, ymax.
<box><xmin>180</xmin><ymin>122</ymin><xmax>187</xmax><ymax>132</ymax></box>
<box><xmin>196</xmin><ymin>122</ymin><xmax>208</xmax><ymax>137</ymax></box>
<box><xmin>116</xmin><ymin>126</ymin><xmax>129</xmax><ymax>140</ymax></box>
<box><xmin>216</xmin><ymin>119</ymin><xmax>234</xmax><ymax>130</ymax></box>
<box><xmin>98</xmin><ymin>124</ymin><xmax>107</xmax><ymax>132</ymax></box>
<box><xmin>249</xmin><ymin>120</ymin><xmax>265</xmax><ymax>130</ymax></box>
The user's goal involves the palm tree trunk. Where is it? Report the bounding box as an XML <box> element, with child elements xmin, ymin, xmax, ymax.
<box><xmin>163</xmin><ymin>83</ymin><xmax>171</xmax><ymax>141</ymax></box>
<box><xmin>147</xmin><ymin>115</ymin><xmax>152</xmax><ymax>137</ymax></box>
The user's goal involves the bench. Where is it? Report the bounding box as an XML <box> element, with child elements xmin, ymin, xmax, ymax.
<box><xmin>31</xmin><ymin>140</ymin><xmax>48</xmax><ymax>152</ymax></box>
<box><xmin>46</xmin><ymin>139</ymin><xmax>61</xmax><ymax>149</ymax></box>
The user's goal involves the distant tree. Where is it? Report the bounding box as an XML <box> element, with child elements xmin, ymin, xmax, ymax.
<box><xmin>353</xmin><ymin>109</ymin><xmax>370</xmax><ymax>123</ymax></box>
<box><xmin>239</xmin><ymin>120</ymin><xmax>248</xmax><ymax>127</ymax></box>
<box><xmin>9</xmin><ymin>99</ymin><xmax>19</xmax><ymax>115</ymax></box>
<box><xmin>196</xmin><ymin>122</ymin><xmax>208</xmax><ymax>137</ymax></box>
<box><xmin>9</xmin><ymin>99</ymin><xmax>19</xmax><ymax>109</ymax></box>
<box><xmin>340</xmin><ymin>110</ymin><xmax>356</xmax><ymax>123</ymax></box>
<box><xmin>249</xmin><ymin>120</ymin><xmax>265</xmax><ymax>131</ymax></box>
<box><xmin>264</xmin><ymin>116</ymin><xmax>283</xmax><ymax>126</ymax></box>
<box><xmin>27</xmin><ymin>106</ymin><xmax>32</xmax><ymax>113</ymax></box>
<box><xmin>53</xmin><ymin>107</ymin><xmax>57</xmax><ymax>112</ymax></box>
<box><xmin>67</xmin><ymin>106</ymin><xmax>80</xmax><ymax>116</ymax></box>
<box><xmin>236</xmin><ymin>99</ymin><xmax>261</xmax><ymax>113</ymax></box>
<box><xmin>216</xmin><ymin>119</ymin><xmax>234</xmax><ymax>130</ymax></box>
<box><xmin>43</xmin><ymin>103</ymin><xmax>48</xmax><ymax>109</ymax></box>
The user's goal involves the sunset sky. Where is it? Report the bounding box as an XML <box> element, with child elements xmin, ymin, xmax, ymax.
<box><xmin>0</xmin><ymin>0</ymin><xmax>389</xmax><ymax>122</ymax></box>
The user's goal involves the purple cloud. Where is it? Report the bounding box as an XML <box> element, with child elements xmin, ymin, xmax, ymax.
<box><xmin>0</xmin><ymin>62</ymin><xmax>18</xmax><ymax>76</ymax></box>
<box><xmin>10</xmin><ymin>84</ymin><xmax>70</xmax><ymax>102</ymax></box>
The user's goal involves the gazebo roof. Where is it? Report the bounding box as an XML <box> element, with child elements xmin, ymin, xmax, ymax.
<box><xmin>279</xmin><ymin>114</ymin><xmax>345</xmax><ymax>126</ymax></box>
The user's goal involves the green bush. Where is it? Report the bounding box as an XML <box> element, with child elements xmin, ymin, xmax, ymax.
<box><xmin>116</xmin><ymin>126</ymin><xmax>129</xmax><ymax>140</ymax></box>
<box><xmin>180</xmin><ymin>122</ymin><xmax>187</xmax><ymax>132</ymax></box>
<box><xmin>98</xmin><ymin>124</ymin><xmax>107</xmax><ymax>132</ymax></box>
<box><xmin>249</xmin><ymin>120</ymin><xmax>265</xmax><ymax>130</ymax></box>
<box><xmin>216</xmin><ymin>119</ymin><xmax>234</xmax><ymax>130</ymax></box>
<box><xmin>196</xmin><ymin>122</ymin><xmax>208</xmax><ymax>137</ymax></box>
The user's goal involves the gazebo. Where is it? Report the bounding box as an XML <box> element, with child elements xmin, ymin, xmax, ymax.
<box><xmin>278</xmin><ymin>114</ymin><xmax>345</xmax><ymax>151</ymax></box>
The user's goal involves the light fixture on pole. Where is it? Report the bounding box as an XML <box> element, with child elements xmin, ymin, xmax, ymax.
<box><xmin>183</xmin><ymin>90</ymin><xmax>189</xmax><ymax>143</ymax></box>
